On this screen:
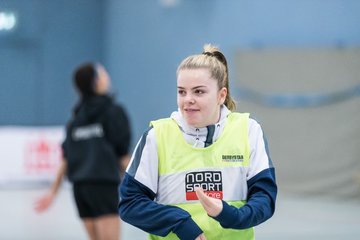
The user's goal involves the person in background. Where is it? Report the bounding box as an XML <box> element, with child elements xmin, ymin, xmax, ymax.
<box><xmin>119</xmin><ymin>44</ymin><xmax>277</xmax><ymax>240</ymax></box>
<box><xmin>35</xmin><ymin>62</ymin><xmax>131</xmax><ymax>240</ymax></box>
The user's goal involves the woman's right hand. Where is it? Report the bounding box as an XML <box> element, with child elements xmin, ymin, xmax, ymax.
<box><xmin>195</xmin><ymin>233</ymin><xmax>206</xmax><ymax>240</ymax></box>
<box><xmin>34</xmin><ymin>192</ymin><xmax>55</xmax><ymax>213</ymax></box>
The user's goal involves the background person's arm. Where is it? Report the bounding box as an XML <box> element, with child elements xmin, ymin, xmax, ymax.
<box><xmin>34</xmin><ymin>159</ymin><xmax>67</xmax><ymax>212</ymax></box>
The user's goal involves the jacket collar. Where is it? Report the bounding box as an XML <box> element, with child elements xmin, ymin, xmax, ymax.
<box><xmin>170</xmin><ymin>105</ymin><xmax>231</xmax><ymax>144</ymax></box>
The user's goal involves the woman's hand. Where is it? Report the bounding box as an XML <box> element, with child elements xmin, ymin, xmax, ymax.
<box><xmin>195</xmin><ymin>233</ymin><xmax>207</xmax><ymax>240</ymax></box>
<box><xmin>195</xmin><ymin>187</ymin><xmax>223</xmax><ymax>217</ymax></box>
<box><xmin>34</xmin><ymin>160</ymin><xmax>66</xmax><ymax>213</ymax></box>
<box><xmin>34</xmin><ymin>192</ymin><xmax>55</xmax><ymax>212</ymax></box>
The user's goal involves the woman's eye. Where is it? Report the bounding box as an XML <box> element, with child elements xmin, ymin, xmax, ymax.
<box><xmin>178</xmin><ymin>90</ymin><xmax>185</xmax><ymax>95</ymax></box>
<box><xmin>195</xmin><ymin>89</ymin><xmax>204</xmax><ymax>94</ymax></box>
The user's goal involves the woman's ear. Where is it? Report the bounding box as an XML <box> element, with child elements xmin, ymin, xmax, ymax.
<box><xmin>219</xmin><ymin>87</ymin><xmax>227</xmax><ymax>105</ymax></box>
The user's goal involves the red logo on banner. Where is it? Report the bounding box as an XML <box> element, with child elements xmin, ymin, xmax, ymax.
<box><xmin>24</xmin><ymin>137</ymin><xmax>62</xmax><ymax>174</ymax></box>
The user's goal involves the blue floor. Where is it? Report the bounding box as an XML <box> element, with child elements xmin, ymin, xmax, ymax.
<box><xmin>0</xmin><ymin>188</ymin><xmax>359</xmax><ymax>240</ymax></box>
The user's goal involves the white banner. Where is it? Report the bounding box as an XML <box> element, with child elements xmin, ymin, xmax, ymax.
<box><xmin>0</xmin><ymin>126</ymin><xmax>65</xmax><ymax>187</ymax></box>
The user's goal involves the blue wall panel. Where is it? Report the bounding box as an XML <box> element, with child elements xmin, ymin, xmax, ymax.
<box><xmin>0</xmin><ymin>0</ymin><xmax>104</xmax><ymax>125</ymax></box>
<box><xmin>1</xmin><ymin>0</ymin><xmax>360</xmax><ymax>144</ymax></box>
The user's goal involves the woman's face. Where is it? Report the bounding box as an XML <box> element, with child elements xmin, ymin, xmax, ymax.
<box><xmin>177</xmin><ymin>68</ymin><xmax>227</xmax><ymax>128</ymax></box>
<box><xmin>95</xmin><ymin>65</ymin><xmax>110</xmax><ymax>95</ymax></box>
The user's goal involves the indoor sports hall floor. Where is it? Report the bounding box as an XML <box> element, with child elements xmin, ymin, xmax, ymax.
<box><xmin>0</xmin><ymin>187</ymin><xmax>359</xmax><ymax>240</ymax></box>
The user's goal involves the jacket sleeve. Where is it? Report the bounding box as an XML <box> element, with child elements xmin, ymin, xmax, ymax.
<box><xmin>61</xmin><ymin>121</ymin><xmax>72</xmax><ymax>160</ymax></box>
<box><xmin>119</xmin><ymin>127</ymin><xmax>203</xmax><ymax>239</ymax></box>
<box><xmin>212</xmin><ymin>119</ymin><xmax>277</xmax><ymax>229</ymax></box>
<box><xmin>106</xmin><ymin>103</ymin><xmax>131</xmax><ymax>157</ymax></box>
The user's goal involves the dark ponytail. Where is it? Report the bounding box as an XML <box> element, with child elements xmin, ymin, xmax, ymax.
<box><xmin>73</xmin><ymin>62</ymin><xmax>97</xmax><ymax>97</ymax></box>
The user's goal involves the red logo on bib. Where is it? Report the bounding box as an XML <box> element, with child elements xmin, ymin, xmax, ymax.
<box><xmin>185</xmin><ymin>171</ymin><xmax>223</xmax><ymax>200</ymax></box>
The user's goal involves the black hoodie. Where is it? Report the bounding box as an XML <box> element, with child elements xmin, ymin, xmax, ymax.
<box><xmin>62</xmin><ymin>95</ymin><xmax>131</xmax><ymax>183</ymax></box>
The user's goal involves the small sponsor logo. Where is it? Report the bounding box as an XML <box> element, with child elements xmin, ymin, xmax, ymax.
<box><xmin>222</xmin><ymin>154</ymin><xmax>243</xmax><ymax>162</ymax></box>
<box><xmin>185</xmin><ymin>171</ymin><xmax>223</xmax><ymax>200</ymax></box>
<box><xmin>72</xmin><ymin>123</ymin><xmax>104</xmax><ymax>141</ymax></box>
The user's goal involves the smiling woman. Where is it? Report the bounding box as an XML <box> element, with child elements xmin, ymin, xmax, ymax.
<box><xmin>119</xmin><ymin>44</ymin><xmax>277</xmax><ymax>240</ymax></box>
<box><xmin>177</xmin><ymin>68</ymin><xmax>227</xmax><ymax>127</ymax></box>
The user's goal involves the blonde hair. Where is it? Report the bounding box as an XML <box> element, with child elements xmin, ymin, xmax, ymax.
<box><xmin>177</xmin><ymin>44</ymin><xmax>236</xmax><ymax>111</ymax></box>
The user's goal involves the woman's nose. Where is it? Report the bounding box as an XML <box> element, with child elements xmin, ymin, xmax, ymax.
<box><xmin>185</xmin><ymin>94</ymin><xmax>195</xmax><ymax>104</ymax></box>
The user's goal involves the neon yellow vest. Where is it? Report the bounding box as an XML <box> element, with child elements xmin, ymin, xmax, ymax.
<box><xmin>150</xmin><ymin>113</ymin><xmax>254</xmax><ymax>240</ymax></box>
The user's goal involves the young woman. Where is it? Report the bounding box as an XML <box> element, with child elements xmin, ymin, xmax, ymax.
<box><xmin>35</xmin><ymin>63</ymin><xmax>131</xmax><ymax>240</ymax></box>
<box><xmin>119</xmin><ymin>44</ymin><xmax>277</xmax><ymax>240</ymax></box>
